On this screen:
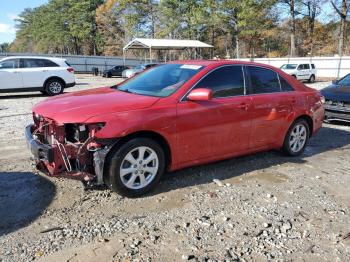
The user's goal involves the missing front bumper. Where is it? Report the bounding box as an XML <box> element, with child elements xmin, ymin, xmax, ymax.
<box><xmin>25</xmin><ymin>124</ymin><xmax>117</xmax><ymax>185</ymax></box>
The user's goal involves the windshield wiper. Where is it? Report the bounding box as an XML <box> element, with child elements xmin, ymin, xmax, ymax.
<box><xmin>118</xmin><ymin>88</ymin><xmax>137</xmax><ymax>94</ymax></box>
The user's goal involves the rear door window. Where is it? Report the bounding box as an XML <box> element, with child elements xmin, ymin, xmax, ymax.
<box><xmin>193</xmin><ymin>65</ymin><xmax>245</xmax><ymax>98</ymax></box>
<box><xmin>247</xmin><ymin>66</ymin><xmax>281</xmax><ymax>94</ymax></box>
<box><xmin>303</xmin><ymin>64</ymin><xmax>310</xmax><ymax>69</ymax></box>
<box><xmin>22</xmin><ymin>59</ymin><xmax>42</xmax><ymax>68</ymax></box>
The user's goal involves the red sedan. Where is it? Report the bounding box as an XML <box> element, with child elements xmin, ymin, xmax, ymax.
<box><xmin>26</xmin><ymin>60</ymin><xmax>324</xmax><ymax>197</ymax></box>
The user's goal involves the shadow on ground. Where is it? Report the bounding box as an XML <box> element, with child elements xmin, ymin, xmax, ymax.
<box><xmin>0</xmin><ymin>172</ymin><xmax>56</xmax><ymax>236</ymax></box>
<box><xmin>154</xmin><ymin>126</ymin><xmax>350</xmax><ymax>195</ymax></box>
<box><xmin>0</xmin><ymin>93</ymin><xmax>44</xmax><ymax>99</ymax></box>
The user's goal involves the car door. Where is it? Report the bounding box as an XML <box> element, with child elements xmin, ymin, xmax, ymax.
<box><xmin>20</xmin><ymin>58</ymin><xmax>50</xmax><ymax>88</ymax></box>
<box><xmin>303</xmin><ymin>64</ymin><xmax>311</xmax><ymax>79</ymax></box>
<box><xmin>114</xmin><ymin>66</ymin><xmax>123</xmax><ymax>76</ymax></box>
<box><xmin>0</xmin><ymin>59</ymin><xmax>23</xmax><ymax>90</ymax></box>
<box><xmin>246</xmin><ymin>66</ymin><xmax>293</xmax><ymax>148</ymax></box>
<box><xmin>297</xmin><ymin>64</ymin><xmax>309</xmax><ymax>80</ymax></box>
<box><xmin>176</xmin><ymin>65</ymin><xmax>252</xmax><ymax>164</ymax></box>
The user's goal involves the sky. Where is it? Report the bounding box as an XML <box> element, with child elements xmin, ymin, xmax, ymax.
<box><xmin>0</xmin><ymin>0</ymin><xmax>47</xmax><ymax>44</ymax></box>
<box><xmin>0</xmin><ymin>0</ymin><xmax>337</xmax><ymax>45</ymax></box>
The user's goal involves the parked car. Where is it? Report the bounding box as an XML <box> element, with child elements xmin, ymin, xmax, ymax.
<box><xmin>321</xmin><ymin>73</ymin><xmax>350</xmax><ymax>122</ymax></box>
<box><xmin>26</xmin><ymin>60</ymin><xmax>324</xmax><ymax>197</ymax></box>
<box><xmin>102</xmin><ymin>65</ymin><xmax>131</xmax><ymax>78</ymax></box>
<box><xmin>280</xmin><ymin>63</ymin><xmax>316</xmax><ymax>83</ymax></box>
<box><xmin>122</xmin><ymin>63</ymin><xmax>158</xmax><ymax>78</ymax></box>
<box><xmin>0</xmin><ymin>56</ymin><xmax>75</xmax><ymax>96</ymax></box>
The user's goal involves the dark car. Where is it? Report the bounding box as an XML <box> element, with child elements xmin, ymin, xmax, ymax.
<box><xmin>103</xmin><ymin>65</ymin><xmax>131</xmax><ymax>78</ymax></box>
<box><xmin>321</xmin><ymin>73</ymin><xmax>350</xmax><ymax>122</ymax></box>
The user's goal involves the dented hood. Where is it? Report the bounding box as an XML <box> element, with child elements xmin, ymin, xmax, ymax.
<box><xmin>33</xmin><ymin>87</ymin><xmax>160</xmax><ymax>123</ymax></box>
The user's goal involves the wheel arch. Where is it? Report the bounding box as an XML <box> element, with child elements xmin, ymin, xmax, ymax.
<box><xmin>106</xmin><ymin>130</ymin><xmax>172</xmax><ymax>171</ymax></box>
<box><xmin>293</xmin><ymin>114</ymin><xmax>314</xmax><ymax>138</ymax></box>
<box><xmin>43</xmin><ymin>76</ymin><xmax>66</xmax><ymax>89</ymax></box>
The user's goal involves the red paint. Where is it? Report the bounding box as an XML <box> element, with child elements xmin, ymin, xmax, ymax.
<box><xmin>31</xmin><ymin>60</ymin><xmax>324</xmax><ymax>179</ymax></box>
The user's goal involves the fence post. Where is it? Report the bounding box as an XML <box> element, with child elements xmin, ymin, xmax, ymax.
<box><xmin>337</xmin><ymin>56</ymin><xmax>342</xmax><ymax>79</ymax></box>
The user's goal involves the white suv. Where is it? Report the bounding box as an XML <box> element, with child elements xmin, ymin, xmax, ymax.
<box><xmin>280</xmin><ymin>63</ymin><xmax>316</xmax><ymax>83</ymax></box>
<box><xmin>0</xmin><ymin>56</ymin><xmax>75</xmax><ymax>96</ymax></box>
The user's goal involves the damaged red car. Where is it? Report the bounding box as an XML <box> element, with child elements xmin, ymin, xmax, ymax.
<box><xmin>26</xmin><ymin>60</ymin><xmax>324</xmax><ymax>197</ymax></box>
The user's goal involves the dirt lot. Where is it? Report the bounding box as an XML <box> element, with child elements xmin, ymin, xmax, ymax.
<box><xmin>0</xmin><ymin>75</ymin><xmax>349</xmax><ymax>262</ymax></box>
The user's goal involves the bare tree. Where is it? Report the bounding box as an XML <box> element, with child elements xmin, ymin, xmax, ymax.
<box><xmin>299</xmin><ymin>0</ymin><xmax>323</xmax><ymax>56</ymax></box>
<box><xmin>331</xmin><ymin>0</ymin><xmax>349</xmax><ymax>56</ymax></box>
<box><xmin>281</xmin><ymin>0</ymin><xmax>298</xmax><ymax>57</ymax></box>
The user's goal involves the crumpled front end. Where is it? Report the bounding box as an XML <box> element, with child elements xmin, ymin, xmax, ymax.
<box><xmin>25</xmin><ymin>113</ymin><xmax>116</xmax><ymax>185</ymax></box>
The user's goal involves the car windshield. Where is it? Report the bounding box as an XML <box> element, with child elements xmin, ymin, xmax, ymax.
<box><xmin>338</xmin><ymin>74</ymin><xmax>350</xmax><ymax>86</ymax></box>
<box><xmin>281</xmin><ymin>64</ymin><xmax>298</xmax><ymax>69</ymax></box>
<box><xmin>116</xmin><ymin>63</ymin><xmax>204</xmax><ymax>97</ymax></box>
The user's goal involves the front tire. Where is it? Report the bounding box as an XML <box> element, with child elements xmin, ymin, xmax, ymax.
<box><xmin>45</xmin><ymin>79</ymin><xmax>64</xmax><ymax>96</ymax></box>
<box><xmin>282</xmin><ymin>119</ymin><xmax>310</xmax><ymax>156</ymax></box>
<box><xmin>106</xmin><ymin>138</ymin><xmax>165</xmax><ymax>197</ymax></box>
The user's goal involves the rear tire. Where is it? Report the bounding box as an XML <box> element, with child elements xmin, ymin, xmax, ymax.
<box><xmin>105</xmin><ymin>138</ymin><xmax>165</xmax><ymax>197</ymax></box>
<box><xmin>45</xmin><ymin>79</ymin><xmax>64</xmax><ymax>96</ymax></box>
<box><xmin>308</xmin><ymin>74</ymin><xmax>315</xmax><ymax>83</ymax></box>
<box><xmin>282</xmin><ymin>119</ymin><xmax>310</xmax><ymax>156</ymax></box>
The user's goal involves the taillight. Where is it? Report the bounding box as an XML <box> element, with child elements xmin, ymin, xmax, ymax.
<box><xmin>67</xmin><ymin>67</ymin><xmax>74</xmax><ymax>73</ymax></box>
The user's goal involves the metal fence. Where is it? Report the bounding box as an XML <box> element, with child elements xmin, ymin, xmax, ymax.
<box><xmin>1</xmin><ymin>52</ymin><xmax>349</xmax><ymax>78</ymax></box>
<box><xmin>239</xmin><ymin>56</ymin><xmax>350</xmax><ymax>78</ymax></box>
<box><xmin>0</xmin><ymin>53</ymin><xmax>144</xmax><ymax>73</ymax></box>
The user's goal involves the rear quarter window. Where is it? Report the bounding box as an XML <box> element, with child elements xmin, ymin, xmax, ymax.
<box><xmin>311</xmin><ymin>64</ymin><xmax>315</xmax><ymax>69</ymax></box>
<box><xmin>279</xmin><ymin>76</ymin><xmax>295</xmax><ymax>92</ymax></box>
<box><xmin>247</xmin><ymin>66</ymin><xmax>281</xmax><ymax>94</ymax></box>
<box><xmin>41</xmin><ymin>59</ymin><xmax>59</xmax><ymax>67</ymax></box>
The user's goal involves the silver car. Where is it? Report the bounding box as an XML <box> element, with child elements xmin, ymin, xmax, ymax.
<box><xmin>122</xmin><ymin>63</ymin><xmax>158</xmax><ymax>78</ymax></box>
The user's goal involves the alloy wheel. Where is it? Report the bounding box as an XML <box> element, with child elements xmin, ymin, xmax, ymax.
<box><xmin>49</xmin><ymin>81</ymin><xmax>62</xmax><ymax>94</ymax></box>
<box><xmin>289</xmin><ymin>124</ymin><xmax>307</xmax><ymax>153</ymax></box>
<box><xmin>120</xmin><ymin>146</ymin><xmax>159</xmax><ymax>190</ymax></box>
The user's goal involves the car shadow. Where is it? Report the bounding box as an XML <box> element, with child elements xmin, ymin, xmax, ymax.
<box><xmin>0</xmin><ymin>172</ymin><xmax>56</xmax><ymax>236</ymax></box>
<box><xmin>153</xmin><ymin>126</ymin><xmax>350</xmax><ymax>195</ymax></box>
<box><xmin>0</xmin><ymin>90</ymin><xmax>81</xmax><ymax>99</ymax></box>
<box><xmin>0</xmin><ymin>93</ymin><xmax>44</xmax><ymax>99</ymax></box>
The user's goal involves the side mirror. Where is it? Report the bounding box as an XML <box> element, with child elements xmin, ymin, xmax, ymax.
<box><xmin>332</xmin><ymin>79</ymin><xmax>338</xmax><ymax>84</ymax></box>
<box><xmin>187</xmin><ymin>88</ymin><xmax>213</xmax><ymax>101</ymax></box>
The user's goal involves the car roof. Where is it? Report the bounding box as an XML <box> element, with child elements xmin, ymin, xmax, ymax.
<box><xmin>169</xmin><ymin>59</ymin><xmax>284</xmax><ymax>70</ymax></box>
<box><xmin>0</xmin><ymin>56</ymin><xmax>66</xmax><ymax>62</ymax></box>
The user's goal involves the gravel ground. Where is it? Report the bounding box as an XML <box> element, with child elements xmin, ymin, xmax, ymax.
<box><xmin>0</xmin><ymin>76</ymin><xmax>349</xmax><ymax>262</ymax></box>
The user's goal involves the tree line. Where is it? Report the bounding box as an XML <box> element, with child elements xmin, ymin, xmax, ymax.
<box><xmin>4</xmin><ymin>0</ymin><xmax>350</xmax><ymax>59</ymax></box>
